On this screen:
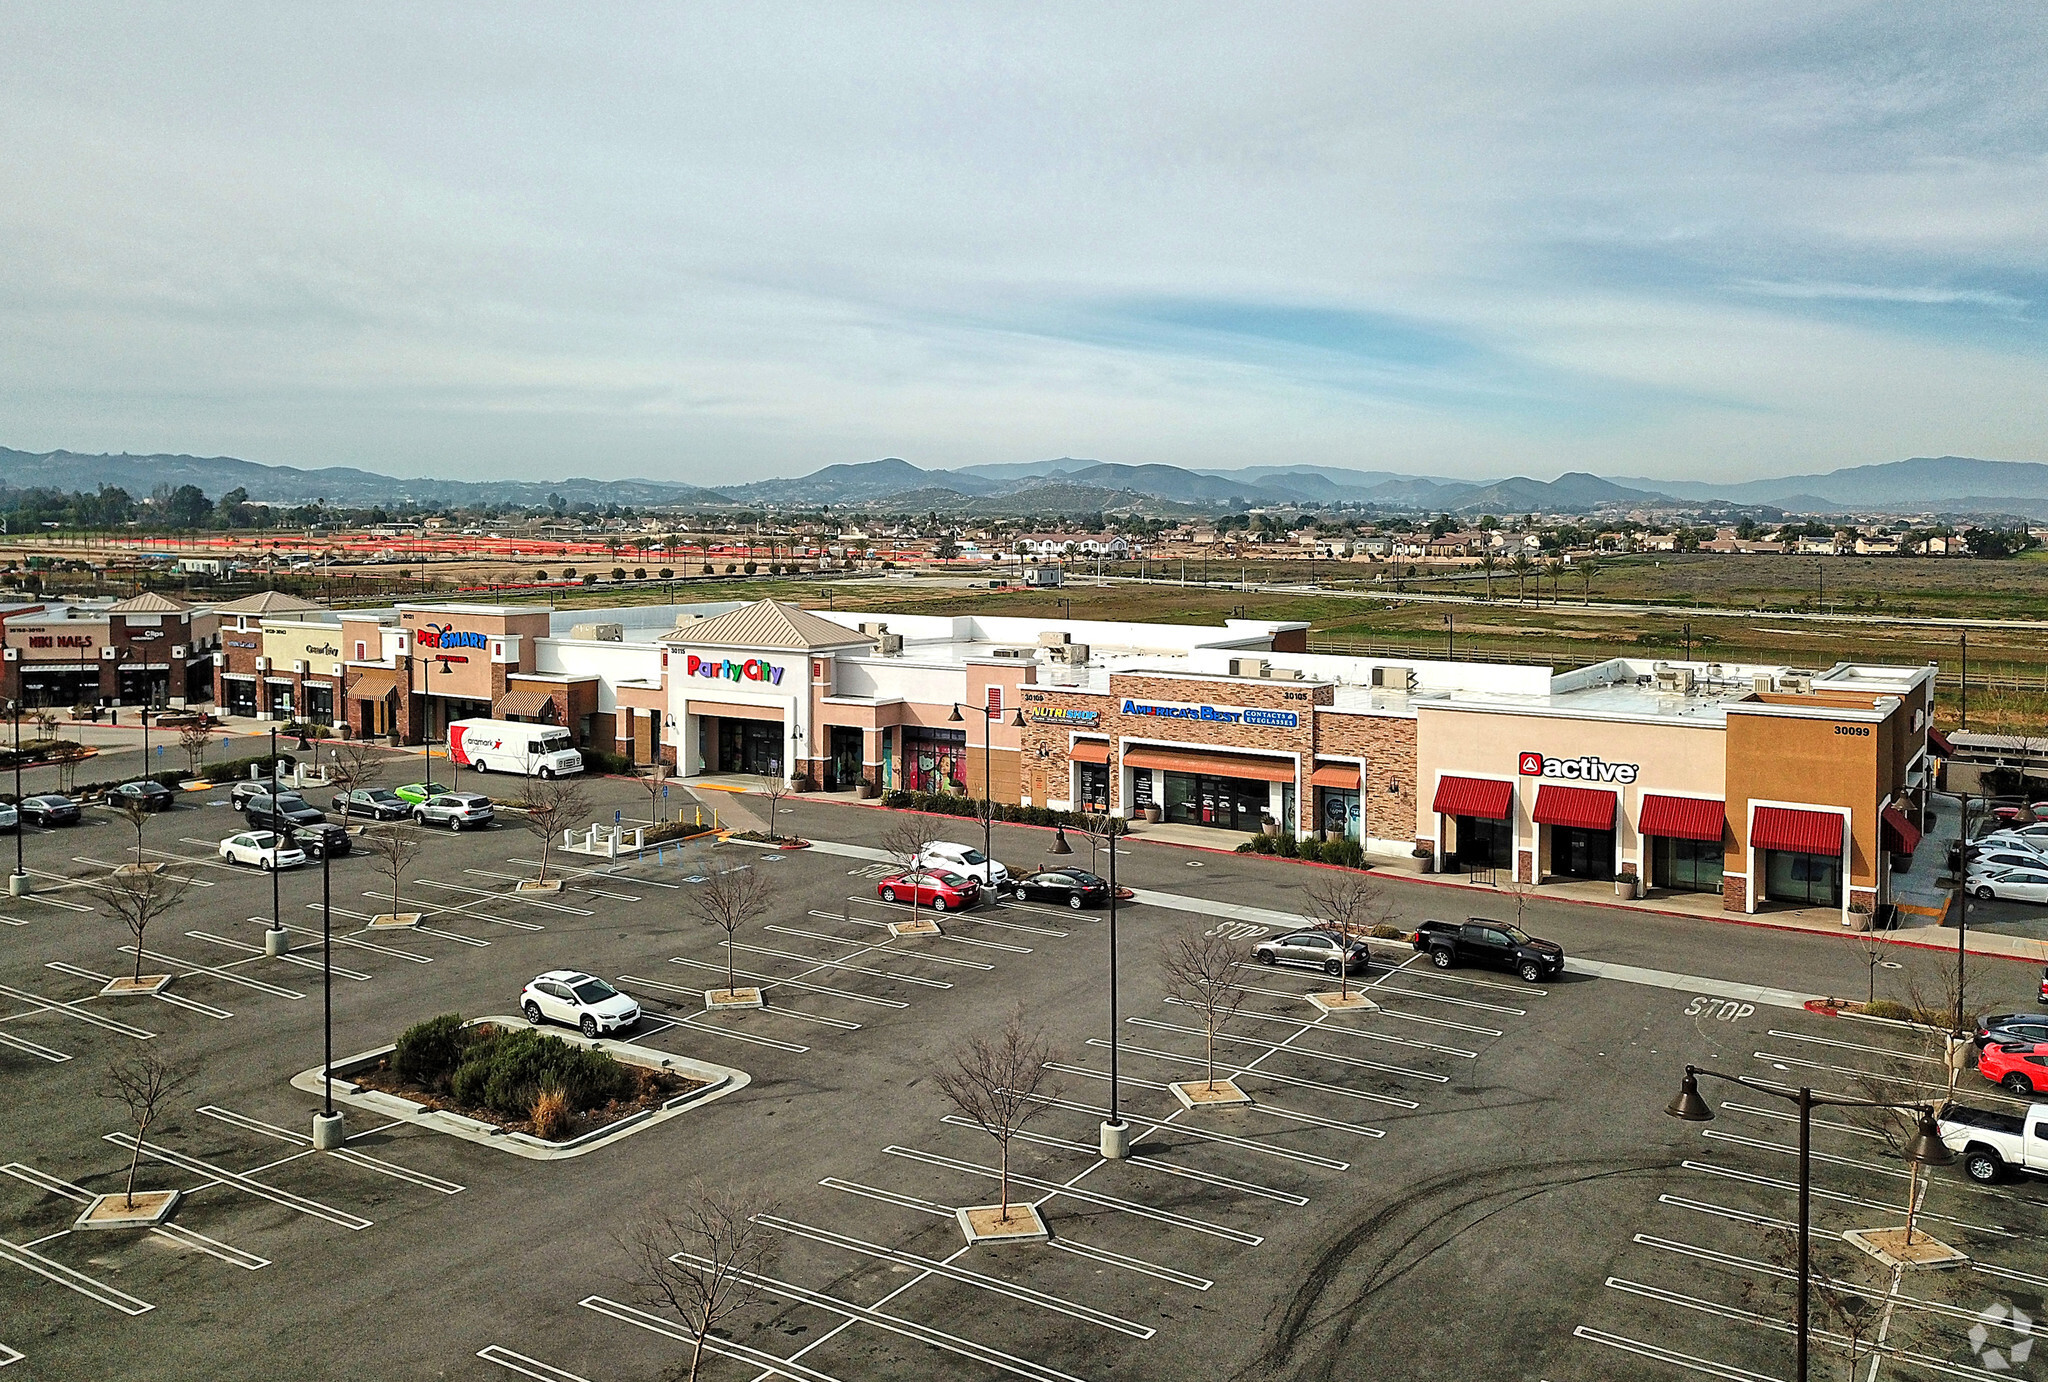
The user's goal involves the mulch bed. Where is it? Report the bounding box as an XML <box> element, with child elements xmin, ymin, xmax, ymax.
<box><xmin>350</xmin><ymin>1057</ymin><xmax>705</xmax><ymax>1142</ymax></box>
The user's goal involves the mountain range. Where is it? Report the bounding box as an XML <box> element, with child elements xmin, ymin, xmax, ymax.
<box><xmin>2</xmin><ymin>446</ymin><xmax>2043</xmax><ymax>520</ymax></box>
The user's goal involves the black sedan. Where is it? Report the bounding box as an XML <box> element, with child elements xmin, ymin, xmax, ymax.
<box><xmin>289</xmin><ymin>820</ymin><xmax>353</xmax><ymax>860</ymax></box>
<box><xmin>108</xmin><ymin>779</ymin><xmax>177</xmax><ymax>811</ymax></box>
<box><xmin>19</xmin><ymin>794</ymin><xmax>82</xmax><ymax>827</ymax></box>
<box><xmin>1976</xmin><ymin>1012</ymin><xmax>2048</xmax><ymax>1050</ymax></box>
<box><xmin>331</xmin><ymin>788</ymin><xmax>411</xmax><ymax>821</ymax></box>
<box><xmin>1014</xmin><ymin>868</ymin><xmax>1112</xmax><ymax>909</ymax></box>
<box><xmin>242</xmin><ymin>793</ymin><xmax>330</xmax><ymax>832</ymax></box>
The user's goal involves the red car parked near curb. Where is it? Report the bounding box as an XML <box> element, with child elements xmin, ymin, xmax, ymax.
<box><xmin>877</xmin><ymin>870</ymin><xmax>982</xmax><ymax>912</ymax></box>
<box><xmin>1980</xmin><ymin>1040</ymin><xmax>2048</xmax><ymax>1096</ymax></box>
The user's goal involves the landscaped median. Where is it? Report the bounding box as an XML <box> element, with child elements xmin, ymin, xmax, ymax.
<box><xmin>292</xmin><ymin>1014</ymin><xmax>747</xmax><ymax>1160</ymax></box>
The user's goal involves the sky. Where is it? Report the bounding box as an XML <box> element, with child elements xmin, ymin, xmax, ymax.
<box><xmin>1</xmin><ymin>3</ymin><xmax>2044</xmax><ymax>487</ymax></box>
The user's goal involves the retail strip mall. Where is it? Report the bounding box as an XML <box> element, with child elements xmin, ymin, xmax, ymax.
<box><xmin>12</xmin><ymin>590</ymin><xmax>1932</xmax><ymax>923</ymax></box>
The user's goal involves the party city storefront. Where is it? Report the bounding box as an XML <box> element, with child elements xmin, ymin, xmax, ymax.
<box><xmin>1414</xmin><ymin>660</ymin><xmax>1934</xmax><ymax>919</ymax></box>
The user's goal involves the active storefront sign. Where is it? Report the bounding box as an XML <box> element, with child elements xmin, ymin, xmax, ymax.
<box><xmin>1518</xmin><ymin>750</ymin><xmax>1639</xmax><ymax>783</ymax></box>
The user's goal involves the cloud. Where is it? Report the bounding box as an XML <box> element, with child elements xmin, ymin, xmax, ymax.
<box><xmin>0</xmin><ymin>3</ymin><xmax>2042</xmax><ymax>483</ymax></box>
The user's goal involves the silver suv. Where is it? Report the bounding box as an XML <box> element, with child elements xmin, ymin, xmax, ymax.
<box><xmin>413</xmin><ymin>792</ymin><xmax>494</xmax><ymax>831</ymax></box>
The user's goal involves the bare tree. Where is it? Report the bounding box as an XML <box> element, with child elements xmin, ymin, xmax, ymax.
<box><xmin>933</xmin><ymin>1011</ymin><xmax>1059</xmax><ymax>1221</ymax></box>
<box><xmin>623</xmin><ymin>1182</ymin><xmax>780</xmax><ymax>1382</ymax></box>
<box><xmin>640</xmin><ymin>760</ymin><xmax>670</xmax><ymax>823</ymax></box>
<box><xmin>880</xmin><ymin>814</ymin><xmax>943</xmax><ymax>927</ymax></box>
<box><xmin>1740</xmin><ymin>1227</ymin><xmax>1912</xmax><ymax>1382</ymax></box>
<box><xmin>324</xmin><ymin>740</ymin><xmax>382</xmax><ymax>799</ymax></box>
<box><xmin>32</xmin><ymin>708</ymin><xmax>58</xmax><ymax>742</ymax></box>
<box><xmin>360</xmin><ymin>827</ymin><xmax>422</xmax><ymax>922</ymax></box>
<box><xmin>111</xmin><ymin>796</ymin><xmax>153</xmax><ymax>871</ymax></box>
<box><xmin>100</xmin><ymin>867</ymin><xmax>191</xmax><ymax>982</ymax></box>
<box><xmin>691</xmin><ymin>868</ymin><xmax>775</xmax><ymax>996</ymax></box>
<box><xmin>178</xmin><ymin>723</ymin><xmax>214</xmax><ymax>776</ymax></box>
<box><xmin>53</xmin><ymin>743</ymin><xmax>87</xmax><ymax>795</ymax></box>
<box><xmin>760</xmin><ymin>778</ymin><xmax>792</xmax><ymax>842</ymax></box>
<box><xmin>1160</xmin><ymin>924</ymin><xmax>1250</xmax><ymax>1092</ymax></box>
<box><xmin>97</xmin><ymin>1052</ymin><xmax>195</xmax><ymax>1209</ymax></box>
<box><xmin>1305</xmin><ymin>870</ymin><xmax>1396</xmax><ymax>1000</ymax></box>
<box><xmin>521</xmin><ymin>776</ymin><xmax>593</xmax><ymax>885</ymax></box>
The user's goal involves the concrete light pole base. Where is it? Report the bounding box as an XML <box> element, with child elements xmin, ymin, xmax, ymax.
<box><xmin>1100</xmin><ymin>1119</ymin><xmax>1131</xmax><ymax>1159</ymax></box>
<box><xmin>312</xmin><ymin>1111</ymin><xmax>345</xmax><ymax>1150</ymax></box>
<box><xmin>264</xmin><ymin>928</ymin><xmax>289</xmax><ymax>957</ymax></box>
<box><xmin>8</xmin><ymin>871</ymin><xmax>28</xmax><ymax>897</ymax></box>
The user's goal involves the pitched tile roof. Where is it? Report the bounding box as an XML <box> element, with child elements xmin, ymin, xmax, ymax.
<box><xmin>106</xmin><ymin>591</ymin><xmax>194</xmax><ymax>614</ymax></box>
<box><xmin>208</xmin><ymin>590</ymin><xmax>325</xmax><ymax>615</ymax></box>
<box><xmin>659</xmin><ymin>598</ymin><xmax>874</xmax><ymax>651</ymax></box>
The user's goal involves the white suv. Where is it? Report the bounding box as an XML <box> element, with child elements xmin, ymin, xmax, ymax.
<box><xmin>916</xmin><ymin>841</ymin><xmax>1009</xmax><ymax>889</ymax></box>
<box><xmin>414</xmin><ymin>792</ymin><xmax>495</xmax><ymax>831</ymax></box>
<box><xmin>520</xmin><ymin>970</ymin><xmax>640</xmax><ymax>1038</ymax></box>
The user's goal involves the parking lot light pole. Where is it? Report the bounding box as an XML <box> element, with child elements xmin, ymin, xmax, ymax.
<box><xmin>1666</xmin><ymin>1066</ymin><xmax>1950</xmax><ymax>1382</ymax></box>
<box><xmin>8</xmin><ymin>701</ymin><xmax>26</xmax><ymax>895</ymax></box>
<box><xmin>312</xmin><ymin>842</ymin><xmax>343</xmax><ymax>1149</ymax></box>
<box><xmin>1101</xmin><ymin>813</ymin><xmax>1130</xmax><ymax>1159</ymax></box>
<box><xmin>948</xmin><ymin>702</ymin><xmax>1026</xmax><ymax>904</ymax></box>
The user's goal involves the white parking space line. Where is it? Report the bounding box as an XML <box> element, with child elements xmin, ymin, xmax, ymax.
<box><xmin>116</xmin><ymin>947</ymin><xmax>304</xmax><ymax>999</ymax></box>
<box><xmin>0</xmin><ymin>983</ymin><xmax>155</xmax><ymax>1039</ymax></box>
<box><xmin>1351</xmin><ymin>980</ymin><xmax>1526</xmax><ymax>1016</ymax></box>
<box><xmin>1680</xmin><ymin>1160</ymin><xmax>2012</xmax><ymax>1236</ymax></box>
<box><xmin>413</xmin><ymin>924</ymin><xmax>492</xmax><ymax>948</ymax></box>
<box><xmin>0</xmin><ymin>1030</ymin><xmax>70</xmax><ymax>1062</ymax></box>
<box><xmin>1659</xmin><ymin>1193</ymin><xmax>1817</xmax><ymax>1237</ymax></box>
<box><xmin>1566</xmin><ymin>958</ymin><xmax>1815</xmax><ymax>1011</ymax></box>
<box><xmin>0</xmin><ymin>1164</ymin><xmax>269</xmax><ymax>1269</ymax></box>
<box><xmin>1048</xmin><ymin>1237</ymin><xmax>1215</xmax><ymax>1291</ymax></box>
<box><xmin>187</xmin><ymin>931</ymin><xmax>372</xmax><ymax>981</ymax></box>
<box><xmin>413</xmin><ymin>879</ymin><xmax>590</xmax><ymax>916</ymax></box>
<box><xmin>1763</xmin><ymin>1028</ymin><xmax>1942</xmax><ymax>1064</ymax></box>
<box><xmin>886</xmin><ymin>1144</ymin><xmax>1262</xmax><ymax>1244</ymax></box>
<box><xmin>1089</xmin><ymin>1040</ymin><xmax>1421</xmax><ymax>1110</ymax></box>
<box><xmin>104</xmin><ymin>1134</ymin><xmax>373</xmax><ymax>1230</ymax></box>
<box><xmin>1719</xmin><ymin>1100</ymin><xmax>1887</xmax><ymax>1143</ymax></box>
<box><xmin>758</xmin><ymin>1214</ymin><xmax>1156</xmax><ymax>1338</ymax></box>
<box><xmin>195</xmin><ymin>1106</ymin><xmax>465</xmax><ymax>1195</ymax></box>
<box><xmin>476</xmin><ymin>1346</ymin><xmax>594</xmax><ymax>1382</ymax></box>
<box><xmin>729</xmin><ymin>942</ymin><xmax>953</xmax><ymax>989</ymax></box>
<box><xmin>1700</xmin><ymin>1128</ymin><xmax>1922</xmax><ymax>1184</ymax></box>
<box><xmin>954</xmin><ymin>1119</ymin><xmax>1308</xmax><ymax>1206</ymax></box>
<box><xmin>1045</xmin><ymin>1062</ymin><xmax>1387</xmax><ymax>1139</ymax></box>
<box><xmin>0</xmin><ymin>1343</ymin><xmax>22</xmax><ymax>1366</ymax></box>
<box><xmin>632</xmin><ymin>1009</ymin><xmax>812</xmax><ymax>1054</ymax></box>
<box><xmin>810</xmin><ymin>909</ymin><xmax>1032</xmax><ymax>953</ymax></box>
<box><xmin>1572</xmin><ymin>1325</ymin><xmax>1780</xmax><ymax>1382</ymax></box>
<box><xmin>665</xmin><ymin>956</ymin><xmax>909</xmax><ymax>1007</ymax></box>
<box><xmin>767</xmin><ymin>925</ymin><xmax>995</xmax><ymax>969</ymax></box>
<box><xmin>1127</xmin><ymin>1017</ymin><xmax>1449</xmax><ymax>1083</ymax></box>
<box><xmin>1750</xmin><ymin>1050</ymin><xmax>1990</xmax><ymax>1105</ymax></box>
<box><xmin>851</xmin><ymin>897</ymin><xmax>1069</xmax><ymax>937</ymax></box>
<box><xmin>581</xmin><ymin>1297</ymin><xmax>849</xmax><ymax>1382</ymax></box>
<box><xmin>1018</xmin><ymin>1093</ymin><xmax>1351</xmax><ymax>1170</ymax></box>
<box><xmin>45</xmin><ymin>963</ymin><xmax>234</xmax><ymax>1021</ymax></box>
<box><xmin>1197</xmin><ymin>1003</ymin><xmax>1478</xmax><ymax>1059</ymax></box>
<box><xmin>18</xmin><ymin>892</ymin><xmax>94</xmax><ymax>914</ymax></box>
<box><xmin>281</xmin><ymin>915</ymin><xmax>433</xmax><ymax>962</ymax></box>
<box><xmin>0</xmin><ymin>1236</ymin><xmax>155</xmax><ymax>1314</ymax></box>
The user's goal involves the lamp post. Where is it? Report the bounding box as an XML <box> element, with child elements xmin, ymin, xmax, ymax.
<box><xmin>1097</xmin><ymin>814</ymin><xmax>1130</xmax><ymax>1159</ymax></box>
<box><xmin>1443</xmin><ymin>611</ymin><xmax>1454</xmax><ymax>660</ymax></box>
<box><xmin>949</xmin><ymin>701</ymin><xmax>1026</xmax><ymax>905</ymax></box>
<box><xmin>266</xmin><ymin>726</ymin><xmax>287</xmax><ymax>950</ymax></box>
<box><xmin>1665</xmin><ymin>1065</ymin><xmax>1950</xmax><ymax>1382</ymax></box>
<box><xmin>8</xmin><ymin>700</ymin><xmax>25</xmax><ymax>895</ymax></box>
<box><xmin>311</xmin><ymin>839</ymin><xmax>344</xmax><ymax>1148</ymax></box>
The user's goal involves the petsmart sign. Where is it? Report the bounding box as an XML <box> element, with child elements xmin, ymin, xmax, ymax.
<box><xmin>1120</xmin><ymin>698</ymin><xmax>1298</xmax><ymax>729</ymax></box>
<box><xmin>686</xmin><ymin>654</ymin><xmax>785</xmax><ymax>686</ymax></box>
<box><xmin>1519</xmin><ymin>750</ymin><xmax>1638</xmax><ymax>784</ymax></box>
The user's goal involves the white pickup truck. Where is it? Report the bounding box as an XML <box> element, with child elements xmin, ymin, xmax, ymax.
<box><xmin>1939</xmin><ymin>1101</ymin><xmax>2048</xmax><ymax>1183</ymax></box>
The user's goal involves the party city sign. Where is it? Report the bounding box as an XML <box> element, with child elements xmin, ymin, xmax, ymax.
<box><xmin>1120</xmin><ymin>698</ymin><xmax>1298</xmax><ymax>729</ymax></box>
<box><xmin>686</xmin><ymin>654</ymin><xmax>785</xmax><ymax>686</ymax></box>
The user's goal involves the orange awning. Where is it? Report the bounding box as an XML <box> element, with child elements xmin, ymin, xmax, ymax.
<box><xmin>1309</xmin><ymin>763</ymin><xmax>1360</xmax><ymax>790</ymax></box>
<box><xmin>347</xmin><ymin>666</ymin><xmax>397</xmax><ymax>699</ymax></box>
<box><xmin>1070</xmin><ymin>741</ymin><xmax>1112</xmax><ymax>764</ymax></box>
<box><xmin>1122</xmin><ymin>746</ymin><xmax>1294</xmax><ymax>783</ymax></box>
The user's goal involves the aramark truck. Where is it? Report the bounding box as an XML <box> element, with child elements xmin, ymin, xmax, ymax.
<box><xmin>447</xmin><ymin>719</ymin><xmax>585</xmax><ymax>778</ymax></box>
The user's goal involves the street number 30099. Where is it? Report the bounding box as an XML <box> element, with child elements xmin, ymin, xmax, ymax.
<box><xmin>1687</xmin><ymin>996</ymin><xmax>1756</xmax><ymax>1021</ymax></box>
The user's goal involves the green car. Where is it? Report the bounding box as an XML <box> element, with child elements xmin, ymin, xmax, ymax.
<box><xmin>392</xmin><ymin>781</ymin><xmax>450</xmax><ymax>805</ymax></box>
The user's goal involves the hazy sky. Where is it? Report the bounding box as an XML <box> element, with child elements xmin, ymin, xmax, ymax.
<box><xmin>2</xmin><ymin>3</ymin><xmax>2043</xmax><ymax>485</ymax></box>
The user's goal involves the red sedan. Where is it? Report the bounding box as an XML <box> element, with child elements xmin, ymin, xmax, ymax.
<box><xmin>877</xmin><ymin>870</ymin><xmax>982</xmax><ymax>912</ymax></box>
<box><xmin>1981</xmin><ymin>1040</ymin><xmax>2048</xmax><ymax>1096</ymax></box>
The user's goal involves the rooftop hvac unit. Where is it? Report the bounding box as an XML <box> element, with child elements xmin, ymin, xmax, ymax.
<box><xmin>1370</xmin><ymin>666</ymin><xmax>1417</xmax><ymax>691</ymax></box>
<box><xmin>858</xmin><ymin>622</ymin><xmax>890</xmax><ymax>635</ymax></box>
<box><xmin>1706</xmin><ymin>664</ymin><xmax>1724</xmax><ymax>680</ymax></box>
<box><xmin>877</xmin><ymin>634</ymin><xmax>904</xmax><ymax>656</ymax></box>
<box><xmin>1265</xmin><ymin>667</ymin><xmax>1302</xmax><ymax>681</ymax></box>
<box><xmin>1781</xmin><ymin>675</ymin><xmax>1813</xmax><ymax>693</ymax></box>
<box><xmin>1653</xmin><ymin>668</ymin><xmax>1695</xmax><ymax>693</ymax></box>
<box><xmin>1229</xmin><ymin>657</ymin><xmax>1268</xmax><ymax>678</ymax></box>
<box><xmin>569</xmin><ymin>622</ymin><xmax>624</xmax><ymax>642</ymax></box>
<box><xmin>990</xmin><ymin>646</ymin><xmax>1032</xmax><ymax>659</ymax></box>
<box><xmin>1048</xmin><ymin>643</ymin><xmax>1090</xmax><ymax>665</ymax></box>
<box><xmin>1753</xmin><ymin>674</ymin><xmax>1775</xmax><ymax>694</ymax></box>
<box><xmin>1037</xmin><ymin>631</ymin><xmax>1072</xmax><ymax>646</ymax></box>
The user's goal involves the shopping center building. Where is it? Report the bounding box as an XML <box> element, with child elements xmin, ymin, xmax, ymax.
<box><xmin>2</xmin><ymin>593</ymin><xmax>218</xmax><ymax>709</ymax></box>
<box><xmin>200</xmin><ymin>592</ymin><xmax>1938</xmax><ymax>919</ymax></box>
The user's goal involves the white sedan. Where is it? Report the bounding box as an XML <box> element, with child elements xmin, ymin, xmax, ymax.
<box><xmin>1969</xmin><ymin>866</ymin><xmax>2048</xmax><ymax>904</ymax></box>
<box><xmin>916</xmin><ymin>841</ymin><xmax>1009</xmax><ymax>889</ymax></box>
<box><xmin>219</xmin><ymin>830</ymin><xmax>307</xmax><ymax>871</ymax></box>
<box><xmin>520</xmin><ymin>970</ymin><xmax>640</xmax><ymax>1038</ymax></box>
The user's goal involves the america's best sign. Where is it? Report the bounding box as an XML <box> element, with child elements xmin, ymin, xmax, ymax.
<box><xmin>1519</xmin><ymin>751</ymin><xmax>1638</xmax><ymax>784</ymax></box>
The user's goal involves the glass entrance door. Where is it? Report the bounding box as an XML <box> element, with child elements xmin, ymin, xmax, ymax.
<box><xmin>1550</xmin><ymin>826</ymin><xmax>1615</xmax><ymax>880</ymax></box>
<box><xmin>1764</xmin><ymin>850</ymin><xmax>1840</xmax><ymax>907</ymax></box>
<box><xmin>827</xmin><ymin>726</ymin><xmax>863</xmax><ymax>792</ymax></box>
<box><xmin>1318</xmin><ymin>787</ymin><xmax>1361</xmax><ymax>840</ymax></box>
<box><xmin>718</xmin><ymin>718</ymin><xmax>785</xmax><ymax>776</ymax></box>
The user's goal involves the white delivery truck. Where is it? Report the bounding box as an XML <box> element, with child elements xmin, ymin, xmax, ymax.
<box><xmin>447</xmin><ymin>719</ymin><xmax>585</xmax><ymax>778</ymax></box>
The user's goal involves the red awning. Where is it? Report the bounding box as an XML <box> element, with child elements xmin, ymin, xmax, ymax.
<box><xmin>1070</xmin><ymin>740</ymin><xmax>1112</xmax><ymax>765</ymax></box>
<box><xmin>1752</xmin><ymin>805</ymin><xmax>1845</xmax><ymax>855</ymax></box>
<box><xmin>1122</xmin><ymin>746</ymin><xmax>1294</xmax><ymax>783</ymax></box>
<box><xmin>1882</xmin><ymin>804</ymin><xmax>1923</xmax><ymax>855</ymax></box>
<box><xmin>1432</xmin><ymin>775</ymin><xmax>1514</xmax><ymax>820</ymax></box>
<box><xmin>1927</xmin><ymin>728</ymin><xmax>1955</xmax><ymax>758</ymax></box>
<box><xmin>1638</xmin><ymin>794</ymin><xmax>1726</xmax><ymax>843</ymax></box>
<box><xmin>1309</xmin><ymin>763</ymin><xmax>1361</xmax><ymax>790</ymax></box>
<box><xmin>1532</xmin><ymin>784</ymin><xmax>1616</xmax><ymax>831</ymax></box>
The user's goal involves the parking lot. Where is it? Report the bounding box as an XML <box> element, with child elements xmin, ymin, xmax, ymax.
<box><xmin>2</xmin><ymin>765</ymin><xmax>2046</xmax><ymax>1380</ymax></box>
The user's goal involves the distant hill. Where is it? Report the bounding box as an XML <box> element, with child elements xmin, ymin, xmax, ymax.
<box><xmin>1611</xmin><ymin>456</ymin><xmax>2048</xmax><ymax>517</ymax></box>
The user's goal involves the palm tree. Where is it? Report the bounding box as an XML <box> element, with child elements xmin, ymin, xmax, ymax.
<box><xmin>1478</xmin><ymin>552</ymin><xmax>1496</xmax><ymax>601</ymax></box>
<box><xmin>1510</xmin><ymin>552</ymin><xmax>1532</xmax><ymax>604</ymax></box>
<box><xmin>1581</xmin><ymin>557</ymin><xmax>1600</xmax><ymax>605</ymax></box>
<box><xmin>1546</xmin><ymin>559</ymin><xmax>1566</xmax><ymax>604</ymax></box>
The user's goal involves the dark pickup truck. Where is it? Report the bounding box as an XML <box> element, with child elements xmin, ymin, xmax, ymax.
<box><xmin>1413</xmin><ymin>918</ymin><xmax>1566</xmax><ymax>983</ymax></box>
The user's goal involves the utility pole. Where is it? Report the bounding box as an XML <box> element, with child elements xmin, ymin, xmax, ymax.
<box><xmin>1960</xmin><ymin>631</ymin><xmax>1969</xmax><ymax>730</ymax></box>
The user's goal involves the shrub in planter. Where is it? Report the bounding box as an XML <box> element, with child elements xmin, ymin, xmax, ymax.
<box><xmin>1330</xmin><ymin>838</ymin><xmax>1368</xmax><ymax>870</ymax></box>
<box><xmin>1861</xmin><ymin>999</ymin><xmax>1913</xmax><ymax>1022</ymax></box>
<box><xmin>578</xmin><ymin>746</ymin><xmax>632</xmax><ymax>775</ymax></box>
<box><xmin>1296</xmin><ymin>837</ymin><xmax>1322</xmax><ymax>863</ymax></box>
<box><xmin>1367</xmin><ymin>923</ymin><xmax>1408</xmax><ymax>941</ymax></box>
<box><xmin>1276</xmin><ymin>833</ymin><xmax>1299</xmax><ymax>858</ymax></box>
<box><xmin>394</xmin><ymin>1013</ymin><xmax>472</xmax><ymax>1090</ymax></box>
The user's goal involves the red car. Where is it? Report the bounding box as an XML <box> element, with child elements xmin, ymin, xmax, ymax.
<box><xmin>1980</xmin><ymin>1040</ymin><xmax>2048</xmax><ymax>1096</ymax></box>
<box><xmin>877</xmin><ymin>869</ymin><xmax>981</xmax><ymax>912</ymax></box>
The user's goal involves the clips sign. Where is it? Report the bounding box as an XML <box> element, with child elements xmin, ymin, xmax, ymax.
<box><xmin>686</xmin><ymin>654</ymin><xmax>785</xmax><ymax>686</ymax></box>
<box><xmin>1519</xmin><ymin>751</ymin><xmax>1639</xmax><ymax>784</ymax></box>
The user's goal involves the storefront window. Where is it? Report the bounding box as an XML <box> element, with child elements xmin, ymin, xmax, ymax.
<box><xmin>1764</xmin><ymin>850</ymin><xmax>1841</xmax><ymax>908</ymax></box>
<box><xmin>904</xmin><ymin>727</ymin><xmax>966</xmax><ymax>793</ymax></box>
<box><xmin>1318</xmin><ymin>787</ymin><xmax>1360</xmax><ymax>840</ymax></box>
<box><xmin>717</xmin><ymin>718</ymin><xmax>786</xmax><ymax>776</ymax></box>
<box><xmin>1651</xmin><ymin>836</ymin><xmax>1724</xmax><ymax>893</ymax></box>
<box><xmin>1163</xmin><ymin>772</ymin><xmax>1268</xmax><ymax>831</ymax></box>
<box><xmin>303</xmin><ymin>684</ymin><xmax>335</xmax><ymax>726</ymax></box>
<box><xmin>1452</xmin><ymin>816</ymin><xmax>1512</xmax><ymax>873</ymax></box>
<box><xmin>1548</xmin><ymin>826</ymin><xmax>1614</xmax><ymax>880</ymax></box>
<box><xmin>1077</xmin><ymin>763</ymin><xmax>1109</xmax><ymax>813</ymax></box>
<box><xmin>225</xmin><ymin>679</ymin><xmax>258</xmax><ymax>717</ymax></box>
<box><xmin>267</xmin><ymin>683</ymin><xmax>295</xmax><ymax>718</ymax></box>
